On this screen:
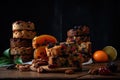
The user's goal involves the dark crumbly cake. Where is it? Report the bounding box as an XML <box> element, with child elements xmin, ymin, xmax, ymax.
<box><xmin>46</xmin><ymin>42</ymin><xmax>82</xmax><ymax>68</ymax></box>
<box><xmin>10</xmin><ymin>38</ymin><xmax>32</xmax><ymax>48</ymax></box>
<box><xmin>10</xmin><ymin>47</ymin><xmax>34</xmax><ymax>55</ymax></box>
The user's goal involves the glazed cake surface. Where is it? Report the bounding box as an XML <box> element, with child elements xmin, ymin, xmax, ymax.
<box><xmin>12</xmin><ymin>21</ymin><xmax>35</xmax><ymax>31</ymax></box>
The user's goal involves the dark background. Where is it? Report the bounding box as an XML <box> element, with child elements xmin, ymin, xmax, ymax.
<box><xmin>0</xmin><ymin>0</ymin><xmax>120</xmax><ymax>57</ymax></box>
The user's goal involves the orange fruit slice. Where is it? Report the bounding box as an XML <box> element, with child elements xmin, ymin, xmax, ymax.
<box><xmin>34</xmin><ymin>46</ymin><xmax>47</xmax><ymax>59</ymax></box>
<box><xmin>32</xmin><ymin>34</ymin><xmax>57</xmax><ymax>49</ymax></box>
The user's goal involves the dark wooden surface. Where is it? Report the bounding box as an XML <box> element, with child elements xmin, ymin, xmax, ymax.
<box><xmin>0</xmin><ymin>60</ymin><xmax>120</xmax><ymax>80</ymax></box>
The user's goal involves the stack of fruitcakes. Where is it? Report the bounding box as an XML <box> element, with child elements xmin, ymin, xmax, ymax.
<box><xmin>10</xmin><ymin>20</ymin><xmax>36</xmax><ymax>62</ymax></box>
<box><xmin>66</xmin><ymin>25</ymin><xmax>91</xmax><ymax>62</ymax></box>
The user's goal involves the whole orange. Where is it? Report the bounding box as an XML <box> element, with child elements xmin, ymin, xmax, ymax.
<box><xmin>93</xmin><ymin>50</ymin><xmax>109</xmax><ymax>62</ymax></box>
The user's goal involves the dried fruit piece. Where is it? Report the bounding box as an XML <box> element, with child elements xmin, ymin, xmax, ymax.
<box><xmin>48</xmin><ymin>64</ymin><xmax>58</xmax><ymax>68</ymax></box>
<box><xmin>37</xmin><ymin>67</ymin><xmax>46</xmax><ymax>73</ymax></box>
<box><xmin>98</xmin><ymin>66</ymin><xmax>111</xmax><ymax>75</ymax></box>
<box><xmin>65</xmin><ymin>69</ymin><xmax>74</xmax><ymax>74</ymax></box>
<box><xmin>88</xmin><ymin>67</ymin><xmax>99</xmax><ymax>75</ymax></box>
<box><xmin>32</xmin><ymin>34</ymin><xmax>57</xmax><ymax>49</ymax></box>
<box><xmin>34</xmin><ymin>46</ymin><xmax>48</xmax><ymax>60</ymax></box>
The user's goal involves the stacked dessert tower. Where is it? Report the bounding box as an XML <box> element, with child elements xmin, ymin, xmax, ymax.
<box><xmin>10</xmin><ymin>20</ymin><xmax>36</xmax><ymax>62</ymax></box>
<box><xmin>66</xmin><ymin>25</ymin><xmax>91</xmax><ymax>62</ymax></box>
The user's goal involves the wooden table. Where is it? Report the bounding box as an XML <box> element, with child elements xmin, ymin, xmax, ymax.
<box><xmin>0</xmin><ymin>60</ymin><xmax>120</xmax><ymax>80</ymax></box>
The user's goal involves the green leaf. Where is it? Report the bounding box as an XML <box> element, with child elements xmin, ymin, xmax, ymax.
<box><xmin>14</xmin><ymin>56</ymin><xmax>23</xmax><ymax>64</ymax></box>
<box><xmin>2</xmin><ymin>48</ymin><xmax>23</xmax><ymax>64</ymax></box>
<box><xmin>0</xmin><ymin>56</ymin><xmax>13</xmax><ymax>67</ymax></box>
<box><xmin>3</xmin><ymin>48</ymin><xmax>11</xmax><ymax>58</ymax></box>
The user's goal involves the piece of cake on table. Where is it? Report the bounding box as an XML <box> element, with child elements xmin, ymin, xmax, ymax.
<box><xmin>45</xmin><ymin>42</ymin><xmax>82</xmax><ymax>69</ymax></box>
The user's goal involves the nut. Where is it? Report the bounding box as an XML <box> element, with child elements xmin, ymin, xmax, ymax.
<box><xmin>65</xmin><ymin>69</ymin><xmax>74</xmax><ymax>74</ymax></box>
<box><xmin>37</xmin><ymin>67</ymin><xmax>46</xmax><ymax>73</ymax></box>
<box><xmin>17</xmin><ymin>64</ymin><xmax>31</xmax><ymax>71</ymax></box>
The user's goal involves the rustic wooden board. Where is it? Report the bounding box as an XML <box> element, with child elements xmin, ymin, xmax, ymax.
<box><xmin>0</xmin><ymin>67</ymin><xmax>87</xmax><ymax>80</ymax></box>
<box><xmin>40</xmin><ymin>65</ymin><xmax>82</xmax><ymax>72</ymax></box>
